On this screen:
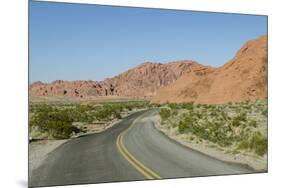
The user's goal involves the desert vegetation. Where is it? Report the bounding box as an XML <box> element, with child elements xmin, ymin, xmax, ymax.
<box><xmin>159</xmin><ymin>100</ymin><xmax>267</xmax><ymax>157</ymax></box>
<box><xmin>29</xmin><ymin>101</ymin><xmax>151</xmax><ymax>139</ymax></box>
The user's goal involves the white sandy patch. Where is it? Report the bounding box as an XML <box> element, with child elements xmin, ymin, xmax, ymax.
<box><xmin>29</xmin><ymin>139</ymin><xmax>69</xmax><ymax>173</ymax></box>
<box><xmin>152</xmin><ymin>114</ymin><xmax>267</xmax><ymax>171</ymax></box>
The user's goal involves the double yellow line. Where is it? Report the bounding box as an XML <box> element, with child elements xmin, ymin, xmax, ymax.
<box><xmin>116</xmin><ymin>117</ymin><xmax>161</xmax><ymax>180</ymax></box>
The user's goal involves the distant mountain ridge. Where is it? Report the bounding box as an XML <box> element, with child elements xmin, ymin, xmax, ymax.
<box><xmin>30</xmin><ymin>35</ymin><xmax>267</xmax><ymax>104</ymax></box>
<box><xmin>29</xmin><ymin>60</ymin><xmax>198</xmax><ymax>98</ymax></box>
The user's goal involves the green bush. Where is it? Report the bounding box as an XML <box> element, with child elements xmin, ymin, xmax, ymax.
<box><xmin>249</xmin><ymin>120</ymin><xmax>257</xmax><ymax>127</ymax></box>
<box><xmin>232</xmin><ymin>112</ymin><xmax>247</xmax><ymax>127</ymax></box>
<box><xmin>159</xmin><ymin>108</ymin><xmax>171</xmax><ymax>120</ymax></box>
<box><xmin>237</xmin><ymin>131</ymin><xmax>267</xmax><ymax>156</ymax></box>
<box><xmin>30</xmin><ymin>106</ymin><xmax>81</xmax><ymax>139</ymax></box>
<box><xmin>178</xmin><ymin>121</ymin><xmax>187</xmax><ymax>133</ymax></box>
<box><xmin>182</xmin><ymin>102</ymin><xmax>194</xmax><ymax>110</ymax></box>
<box><xmin>167</xmin><ymin>102</ymin><xmax>194</xmax><ymax>110</ymax></box>
<box><xmin>221</xmin><ymin>111</ymin><xmax>229</xmax><ymax>121</ymax></box>
<box><xmin>237</xmin><ymin>138</ymin><xmax>249</xmax><ymax>150</ymax></box>
<box><xmin>232</xmin><ymin>118</ymin><xmax>241</xmax><ymax>127</ymax></box>
<box><xmin>262</xmin><ymin>109</ymin><xmax>268</xmax><ymax>116</ymax></box>
<box><xmin>250</xmin><ymin>132</ymin><xmax>267</xmax><ymax>156</ymax></box>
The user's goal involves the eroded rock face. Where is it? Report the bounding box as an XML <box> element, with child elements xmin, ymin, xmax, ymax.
<box><xmin>29</xmin><ymin>60</ymin><xmax>196</xmax><ymax>98</ymax></box>
<box><xmin>30</xmin><ymin>80</ymin><xmax>110</xmax><ymax>98</ymax></box>
<box><xmin>151</xmin><ymin>35</ymin><xmax>268</xmax><ymax>104</ymax></box>
<box><xmin>108</xmin><ymin>61</ymin><xmax>197</xmax><ymax>98</ymax></box>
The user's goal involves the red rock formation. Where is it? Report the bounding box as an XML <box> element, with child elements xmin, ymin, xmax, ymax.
<box><xmin>151</xmin><ymin>35</ymin><xmax>267</xmax><ymax>104</ymax></box>
<box><xmin>29</xmin><ymin>60</ymin><xmax>196</xmax><ymax>98</ymax></box>
<box><xmin>108</xmin><ymin>61</ymin><xmax>196</xmax><ymax>98</ymax></box>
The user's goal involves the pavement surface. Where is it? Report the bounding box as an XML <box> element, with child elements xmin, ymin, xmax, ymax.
<box><xmin>29</xmin><ymin>109</ymin><xmax>255</xmax><ymax>187</ymax></box>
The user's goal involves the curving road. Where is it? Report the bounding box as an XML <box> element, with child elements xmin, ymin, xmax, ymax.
<box><xmin>29</xmin><ymin>109</ymin><xmax>256</xmax><ymax>187</ymax></box>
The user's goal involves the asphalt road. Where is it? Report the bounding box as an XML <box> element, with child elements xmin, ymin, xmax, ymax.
<box><xmin>29</xmin><ymin>109</ymin><xmax>255</xmax><ymax>187</ymax></box>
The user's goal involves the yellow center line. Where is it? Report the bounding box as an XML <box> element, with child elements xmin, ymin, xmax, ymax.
<box><xmin>119</xmin><ymin>135</ymin><xmax>161</xmax><ymax>179</ymax></box>
<box><xmin>116</xmin><ymin>113</ymin><xmax>162</xmax><ymax>180</ymax></box>
<box><xmin>116</xmin><ymin>135</ymin><xmax>154</xmax><ymax>179</ymax></box>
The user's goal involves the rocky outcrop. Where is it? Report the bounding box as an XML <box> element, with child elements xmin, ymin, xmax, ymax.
<box><xmin>151</xmin><ymin>35</ymin><xmax>268</xmax><ymax>104</ymax></box>
<box><xmin>30</xmin><ymin>60</ymin><xmax>196</xmax><ymax>98</ymax></box>
<box><xmin>108</xmin><ymin>61</ymin><xmax>197</xmax><ymax>98</ymax></box>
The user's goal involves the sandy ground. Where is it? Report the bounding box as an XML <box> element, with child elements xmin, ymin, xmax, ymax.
<box><xmin>29</xmin><ymin>139</ymin><xmax>69</xmax><ymax>174</ymax></box>
<box><xmin>30</xmin><ymin>95</ymin><xmax>147</xmax><ymax>105</ymax></box>
<box><xmin>152</xmin><ymin>114</ymin><xmax>267</xmax><ymax>171</ymax></box>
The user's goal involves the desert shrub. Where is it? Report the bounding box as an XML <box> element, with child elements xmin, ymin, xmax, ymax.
<box><xmin>237</xmin><ymin>131</ymin><xmax>267</xmax><ymax>156</ymax></box>
<box><xmin>249</xmin><ymin>120</ymin><xmax>257</xmax><ymax>128</ymax></box>
<box><xmin>182</xmin><ymin>102</ymin><xmax>194</xmax><ymax>110</ymax></box>
<box><xmin>159</xmin><ymin>108</ymin><xmax>171</xmax><ymax>120</ymax></box>
<box><xmin>167</xmin><ymin>102</ymin><xmax>194</xmax><ymax>110</ymax></box>
<box><xmin>237</xmin><ymin>138</ymin><xmax>249</xmax><ymax>150</ymax></box>
<box><xmin>30</xmin><ymin>106</ymin><xmax>81</xmax><ymax>139</ymax></box>
<box><xmin>249</xmin><ymin>132</ymin><xmax>267</xmax><ymax>156</ymax></box>
<box><xmin>262</xmin><ymin>108</ymin><xmax>268</xmax><ymax>116</ymax></box>
<box><xmin>178</xmin><ymin>121</ymin><xmax>188</xmax><ymax>133</ymax></box>
<box><xmin>99</xmin><ymin>109</ymin><xmax>110</xmax><ymax>120</ymax></box>
<box><xmin>231</xmin><ymin>118</ymin><xmax>241</xmax><ymax>127</ymax></box>
<box><xmin>227</xmin><ymin>101</ymin><xmax>233</xmax><ymax>106</ymax></box>
<box><xmin>172</xmin><ymin>110</ymin><xmax>178</xmax><ymax>116</ymax></box>
<box><xmin>221</xmin><ymin>111</ymin><xmax>229</xmax><ymax>121</ymax></box>
<box><xmin>195</xmin><ymin>112</ymin><xmax>203</xmax><ymax>119</ymax></box>
<box><xmin>168</xmin><ymin>103</ymin><xmax>179</xmax><ymax>110</ymax></box>
<box><xmin>232</xmin><ymin>112</ymin><xmax>247</xmax><ymax>127</ymax></box>
<box><xmin>238</xmin><ymin>112</ymin><xmax>247</xmax><ymax>121</ymax></box>
<box><xmin>209</xmin><ymin>109</ymin><xmax>217</xmax><ymax>116</ymax></box>
<box><xmin>174</xmin><ymin>112</ymin><xmax>235</xmax><ymax>147</ymax></box>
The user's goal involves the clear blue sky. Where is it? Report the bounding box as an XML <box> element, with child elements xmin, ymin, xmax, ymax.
<box><xmin>29</xmin><ymin>1</ymin><xmax>267</xmax><ymax>83</ymax></box>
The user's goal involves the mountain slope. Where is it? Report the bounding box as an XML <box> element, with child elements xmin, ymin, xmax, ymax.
<box><xmin>108</xmin><ymin>61</ymin><xmax>200</xmax><ymax>98</ymax></box>
<box><xmin>30</xmin><ymin>60</ymin><xmax>198</xmax><ymax>98</ymax></box>
<box><xmin>151</xmin><ymin>35</ymin><xmax>267</xmax><ymax>104</ymax></box>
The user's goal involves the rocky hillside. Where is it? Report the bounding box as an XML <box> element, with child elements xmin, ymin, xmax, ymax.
<box><xmin>151</xmin><ymin>35</ymin><xmax>267</xmax><ymax>104</ymax></box>
<box><xmin>107</xmin><ymin>61</ymin><xmax>199</xmax><ymax>98</ymax></box>
<box><xmin>30</xmin><ymin>60</ymin><xmax>197</xmax><ymax>98</ymax></box>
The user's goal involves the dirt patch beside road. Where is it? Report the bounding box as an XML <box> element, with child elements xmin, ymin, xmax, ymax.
<box><xmin>29</xmin><ymin>139</ymin><xmax>69</xmax><ymax>174</ymax></box>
